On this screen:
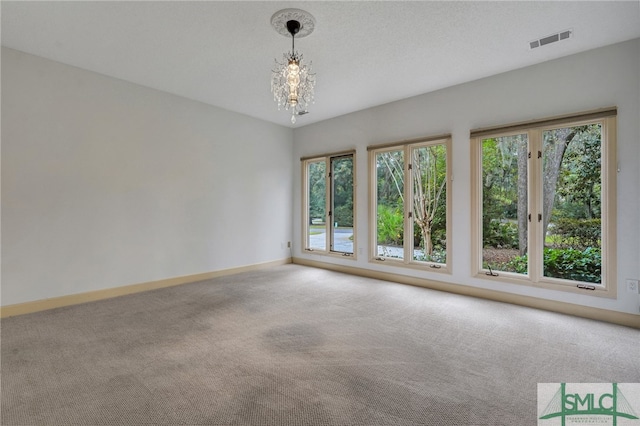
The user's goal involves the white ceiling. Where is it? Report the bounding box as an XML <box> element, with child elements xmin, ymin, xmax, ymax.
<box><xmin>2</xmin><ymin>1</ymin><xmax>639</xmax><ymax>128</ymax></box>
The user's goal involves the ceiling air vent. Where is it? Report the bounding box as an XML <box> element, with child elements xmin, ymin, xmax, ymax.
<box><xmin>529</xmin><ymin>29</ymin><xmax>572</xmax><ymax>50</ymax></box>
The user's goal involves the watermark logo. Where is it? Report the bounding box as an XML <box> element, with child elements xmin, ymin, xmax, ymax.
<box><xmin>538</xmin><ymin>383</ymin><xmax>640</xmax><ymax>425</ymax></box>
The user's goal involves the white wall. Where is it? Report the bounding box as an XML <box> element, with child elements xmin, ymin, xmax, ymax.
<box><xmin>1</xmin><ymin>47</ymin><xmax>293</xmax><ymax>306</ymax></box>
<box><xmin>292</xmin><ymin>39</ymin><xmax>640</xmax><ymax>315</ymax></box>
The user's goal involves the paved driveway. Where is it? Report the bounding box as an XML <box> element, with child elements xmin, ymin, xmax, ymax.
<box><xmin>309</xmin><ymin>228</ymin><xmax>353</xmax><ymax>253</ymax></box>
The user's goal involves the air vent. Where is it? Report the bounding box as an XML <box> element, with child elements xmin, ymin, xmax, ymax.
<box><xmin>529</xmin><ymin>29</ymin><xmax>572</xmax><ymax>50</ymax></box>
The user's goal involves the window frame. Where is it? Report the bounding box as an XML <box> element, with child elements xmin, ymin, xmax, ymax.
<box><xmin>470</xmin><ymin>110</ymin><xmax>617</xmax><ymax>297</ymax></box>
<box><xmin>368</xmin><ymin>135</ymin><xmax>452</xmax><ymax>273</ymax></box>
<box><xmin>301</xmin><ymin>150</ymin><xmax>356</xmax><ymax>258</ymax></box>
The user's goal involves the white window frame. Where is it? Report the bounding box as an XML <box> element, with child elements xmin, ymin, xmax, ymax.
<box><xmin>368</xmin><ymin>135</ymin><xmax>452</xmax><ymax>273</ymax></box>
<box><xmin>301</xmin><ymin>151</ymin><xmax>356</xmax><ymax>258</ymax></box>
<box><xmin>470</xmin><ymin>109</ymin><xmax>617</xmax><ymax>297</ymax></box>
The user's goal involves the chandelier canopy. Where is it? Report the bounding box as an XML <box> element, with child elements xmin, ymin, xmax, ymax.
<box><xmin>270</xmin><ymin>9</ymin><xmax>316</xmax><ymax>124</ymax></box>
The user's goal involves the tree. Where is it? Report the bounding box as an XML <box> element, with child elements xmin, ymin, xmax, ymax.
<box><xmin>541</xmin><ymin>127</ymin><xmax>581</xmax><ymax>238</ymax></box>
<box><xmin>308</xmin><ymin>161</ymin><xmax>326</xmax><ymax>223</ymax></box>
<box><xmin>481</xmin><ymin>126</ymin><xmax>598</xmax><ymax>251</ymax></box>
<box><xmin>331</xmin><ymin>157</ymin><xmax>354</xmax><ymax>227</ymax></box>
<box><xmin>376</xmin><ymin>146</ymin><xmax>447</xmax><ymax>258</ymax></box>
<box><xmin>555</xmin><ymin>125</ymin><xmax>601</xmax><ymax>220</ymax></box>
<box><xmin>482</xmin><ymin>136</ymin><xmax>525</xmax><ymax>253</ymax></box>
<box><xmin>376</xmin><ymin>151</ymin><xmax>405</xmax><ymax>248</ymax></box>
<box><xmin>377</xmin><ymin>151</ymin><xmax>404</xmax><ymax>207</ymax></box>
<box><xmin>412</xmin><ymin>146</ymin><xmax>446</xmax><ymax>256</ymax></box>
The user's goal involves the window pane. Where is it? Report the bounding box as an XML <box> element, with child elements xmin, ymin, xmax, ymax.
<box><xmin>542</xmin><ymin>124</ymin><xmax>602</xmax><ymax>283</ymax></box>
<box><xmin>411</xmin><ymin>144</ymin><xmax>447</xmax><ymax>264</ymax></box>
<box><xmin>376</xmin><ymin>150</ymin><xmax>405</xmax><ymax>259</ymax></box>
<box><xmin>331</xmin><ymin>156</ymin><xmax>354</xmax><ymax>253</ymax></box>
<box><xmin>481</xmin><ymin>134</ymin><xmax>528</xmax><ymax>275</ymax></box>
<box><xmin>307</xmin><ymin>160</ymin><xmax>326</xmax><ymax>251</ymax></box>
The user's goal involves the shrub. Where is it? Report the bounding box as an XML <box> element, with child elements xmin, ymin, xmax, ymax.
<box><xmin>431</xmin><ymin>228</ymin><xmax>447</xmax><ymax>251</ymax></box>
<box><xmin>549</xmin><ymin>218</ymin><xmax>601</xmax><ymax>249</ymax></box>
<box><xmin>483</xmin><ymin>220</ymin><xmax>519</xmax><ymax>249</ymax></box>
<box><xmin>543</xmin><ymin>247</ymin><xmax>601</xmax><ymax>283</ymax></box>
<box><xmin>333</xmin><ymin>205</ymin><xmax>354</xmax><ymax>227</ymax></box>
<box><xmin>505</xmin><ymin>247</ymin><xmax>601</xmax><ymax>283</ymax></box>
<box><xmin>377</xmin><ymin>205</ymin><xmax>403</xmax><ymax>245</ymax></box>
<box><xmin>505</xmin><ymin>255</ymin><xmax>528</xmax><ymax>274</ymax></box>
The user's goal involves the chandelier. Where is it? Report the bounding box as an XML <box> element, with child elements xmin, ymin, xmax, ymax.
<box><xmin>270</xmin><ymin>9</ymin><xmax>316</xmax><ymax>124</ymax></box>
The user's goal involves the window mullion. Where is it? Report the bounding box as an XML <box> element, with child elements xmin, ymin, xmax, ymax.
<box><xmin>601</xmin><ymin>117</ymin><xmax>617</xmax><ymax>292</ymax></box>
<box><xmin>470</xmin><ymin>137</ymin><xmax>482</xmax><ymax>275</ymax></box>
<box><xmin>528</xmin><ymin>129</ymin><xmax>542</xmax><ymax>283</ymax></box>
<box><xmin>324</xmin><ymin>158</ymin><xmax>331</xmax><ymax>252</ymax></box>
<box><xmin>404</xmin><ymin>146</ymin><xmax>412</xmax><ymax>263</ymax></box>
<box><xmin>369</xmin><ymin>150</ymin><xmax>377</xmax><ymax>260</ymax></box>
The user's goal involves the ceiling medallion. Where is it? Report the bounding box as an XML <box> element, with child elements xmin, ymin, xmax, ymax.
<box><xmin>270</xmin><ymin>9</ymin><xmax>315</xmax><ymax>38</ymax></box>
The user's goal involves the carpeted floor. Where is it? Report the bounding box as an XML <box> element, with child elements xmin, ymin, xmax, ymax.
<box><xmin>2</xmin><ymin>264</ymin><xmax>639</xmax><ymax>425</ymax></box>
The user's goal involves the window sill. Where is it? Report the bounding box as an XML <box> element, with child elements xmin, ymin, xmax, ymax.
<box><xmin>371</xmin><ymin>257</ymin><xmax>451</xmax><ymax>275</ymax></box>
<box><xmin>303</xmin><ymin>249</ymin><xmax>357</xmax><ymax>261</ymax></box>
<box><xmin>473</xmin><ymin>271</ymin><xmax>615</xmax><ymax>299</ymax></box>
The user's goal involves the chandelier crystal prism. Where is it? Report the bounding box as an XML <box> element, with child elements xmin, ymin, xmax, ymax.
<box><xmin>270</xmin><ymin>9</ymin><xmax>316</xmax><ymax>124</ymax></box>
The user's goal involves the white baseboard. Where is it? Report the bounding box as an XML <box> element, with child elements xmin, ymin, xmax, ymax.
<box><xmin>1</xmin><ymin>258</ymin><xmax>292</xmax><ymax>318</ymax></box>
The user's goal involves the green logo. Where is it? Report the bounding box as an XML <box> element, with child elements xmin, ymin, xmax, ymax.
<box><xmin>539</xmin><ymin>383</ymin><xmax>639</xmax><ymax>426</ymax></box>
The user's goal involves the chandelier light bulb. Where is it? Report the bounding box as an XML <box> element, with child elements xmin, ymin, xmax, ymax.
<box><xmin>287</xmin><ymin>60</ymin><xmax>300</xmax><ymax>107</ymax></box>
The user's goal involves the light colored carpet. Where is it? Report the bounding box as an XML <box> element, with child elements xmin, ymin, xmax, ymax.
<box><xmin>2</xmin><ymin>264</ymin><xmax>639</xmax><ymax>425</ymax></box>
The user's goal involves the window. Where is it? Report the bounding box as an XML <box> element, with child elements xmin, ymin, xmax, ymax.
<box><xmin>471</xmin><ymin>109</ymin><xmax>617</xmax><ymax>296</ymax></box>
<box><xmin>302</xmin><ymin>152</ymin><xmax>355</xmax><ymax>256</ymax></box>
<box><xmin>369</xmin><ymin>136</ymin><xmax>451</xmax><ymax>271</ymax></box>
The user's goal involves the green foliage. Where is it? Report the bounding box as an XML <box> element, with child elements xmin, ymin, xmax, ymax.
<box><xmin>481</xmin><ymin>137</ymin><xmax>522</xmax><ymax>221</ymax></box>
<box><xmin>308</xmin><ymin>157</ymin><xmax>354</xmax><ymax>227</ymax></box>
<box><xmin>549</xmin><ymin>218</ymin><xmax>601</xmax><ymax>249</ymax></box>
<box><xmin>377</xmin><ymin>205</ymin><xmax>403</xmax><ymax>246</ymax></box>
<box><xmin>376</xmin><ymin>150</ymin><xmax>404</xmax><ymax>208</ymax></box>
<box><xmin>552</xmin><ymin>203</ymin><xmax>589</xmax><ymax>220</ymax></box>
<box><xmin>481</xmin><ymin>136</ymin><xmax>526</xmax><ymax>253</ymax></box>
<box><xmin>480</xmin><ymin>124</ymin><xmax>604</xmax><ymax>284</ymax></box>
<box><xmin>555</xmin><ymin>124</ymin><xmax>602</xmax><ymax>219</ymax></box>
<box><xmin>334</xmin><ymin>205</ymin><xmax>353</xmax><ymax>227</ymax></box>
<box><xmin>331</xmin><ymin>157</ymin><xmax>354</xmax><ymax>227</ymax></box>
<box><xmin>543</xmin><ymin>247</ymin><xmax>601</xmax><ymax>283</ymax></box>
<box><xmin>308</xmin><ymin>161</ymin><xmax>326</xmax><ymax>222</ymax></box>
<box><xmin>431</xmin><ymin>227</ymin><xmax>447</xmax><ymax>250</ymax></box>
<box><xmin>506</xmin><ymin>247</ymin><xmax>601</xmax><ymax>283</ymax></box>
<box><xmin>483</xmin><ymin>220</ymin><xmax>519</xmax><ymax>249</ymax></box>
<box><xmin>504</xmin><ymin>255</ymin><xmax>528</xmax><ymax>274</ymax></box>
<box><xmin>376</xmin><ymin>145</ymin><xmax>448</xmax><ymax>256</ymax></box>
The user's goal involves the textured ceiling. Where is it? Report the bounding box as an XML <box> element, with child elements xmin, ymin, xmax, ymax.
<box><xmin>2</xmin><ymin>1</ymin><xmax>639</xmax><ymax>128</ymax></box>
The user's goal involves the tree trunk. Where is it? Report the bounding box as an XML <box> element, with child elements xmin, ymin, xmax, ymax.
<box><xmin>542</xmin><ymin>129</ymin><xmax>576</xmax><ymax>239</ymax></box>
<box><xmin>423</xmin><ymin>224</ymin><xmax>433</xmax><ymax>257</ymax></box>
<box><xmin>585</xmin><ymin>182</ymin><xmax>594</xmax><ymax>219</ymax></box>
